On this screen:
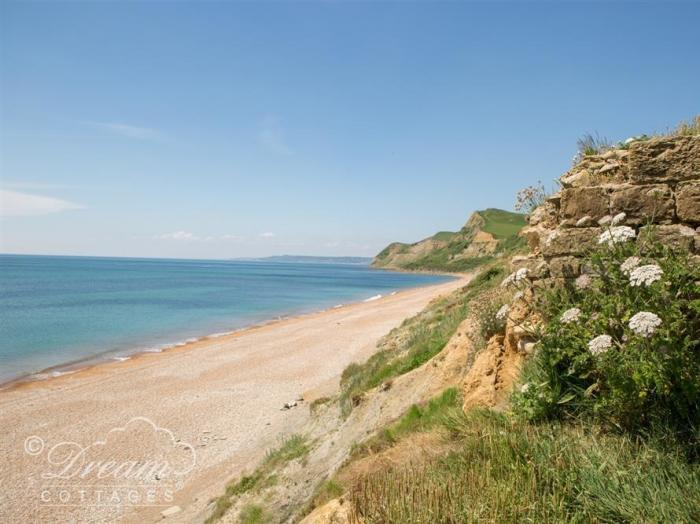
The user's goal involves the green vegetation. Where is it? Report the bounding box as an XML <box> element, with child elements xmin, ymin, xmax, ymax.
<box><xmin>354</xmin><ymin>388</ymin><xmax>462</xmax><ymax>455</ymax></box>
<box><xmin>339</xmin><ymin>265</ymin><xmax>506</xmax><ymax>415</ymax></box>
<box><xmin>513</xmin><ymin>236</ymin><xmax>700</xmax><ymax>454</ymax></box>
<box><xmin>373</xmin><ymin>208</ymin><xmax>526</xmax><ymax>273</ymax></box>
<box><xmin>402</xmin><ymin>253</ymin><xmax>492</xmax><ymax>273</ymax></box>
<box><xmin>305</xmin><ymin>479</ymin><xmax>345</xmax><ymax>514</ymax></box>
<box><xmin>431</xmin><ymin>230</ymin><xmax>457</xmax><ymax>241</ymax></box>
<box><xmin>309</xmin><ymin>396</ymin><xmax>333</xmax><ymax>412</ymax></box>
<box><xmin>672</xmin><ymin>114</ymin><xmax>700</xmax><ymax>136</ymax></box>
<box><xmin>576</xmin><ymin>132</ymin><xmax>612</xmax><ymax>157</ymax></box>
<box><xmin>239</xmin><ymin>504</ymin><xmax>265</xmax><ymax>524</ymax></box>
<box><xmin>205</xmin><ymin>434</ymin><xmax>310</xmax><ymax>523</ymax></box>
<box><xmin>264</xmin><ymin>434</ymin><xmax>310</xmax><ymax>467</ymax></box>
<box><xmin>345</xmin><ymin>223</ymin><xmax>700</xmax><ymax>523</ymax></box>
<box><xmin>350</xmin><ymin>409</ymin><xmax>700</xmax><ymax>523</ymax></box>
<box><xmin>478</xmin><ymin>208</ymin><xmax>527</xmax><ymax>239</ymax></box>
<box><xmin>575</xmin><ymin>115</ymin><xmax>699</xmax><ymax>159</ymax></box>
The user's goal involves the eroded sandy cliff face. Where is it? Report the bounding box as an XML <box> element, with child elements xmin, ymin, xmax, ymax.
<box><xmin>205</xmin><ymin>135</ymin><xmax>700</xmax><ymax>524</ymax></box>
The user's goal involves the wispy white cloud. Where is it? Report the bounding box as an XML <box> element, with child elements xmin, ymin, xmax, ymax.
<box><xmin>156</xmin><ymin>231</ymin><xmax>198</xmax><ymax>241</ymax></box>
<box><xmin>258</xmin><ymin>115</ymin><xmax>292</xmax><ymax>155</ymax></box>
<box><xmin>155</xmin><ymin>232</ymin><xmax>246</xmax><ymax>243</ymax></box>
<box><xmin>89</xmin><ymin>121</ymin><xmax>163</xmax><ymax>141</ymax></box>
<box><xmin>259</xmin><ymin>232</ymin><xmax>276</xmax><ymax>239</ymax></box>
<box><xmin>0</xmin><ymin>189</ymin><xmax>84</xmax><ymax>217</ymax></box>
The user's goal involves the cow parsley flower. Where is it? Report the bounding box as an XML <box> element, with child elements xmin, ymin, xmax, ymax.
<box><xmin>620</xmin><ymin>256</ymin><xmax>641</xmax><ymax>275</ymax></box>
<box><xmin>598</xmin><ymin>226</ymin><xmax>636</xmax><ymax>246</ymax></box>
<box><xmin>628</xmin><ymin>311</ymin><xmax>662</xmax><ymax>338</ymax></box>
<box><xmin>560</xmin><ymin>307</ymin><xmax>582</xmax><ymax>324</ymax></box>
<box><xmin>588</xmin><ymin>334</ymin><xmax>613</xmax><ymax>355</ymax></box>
<box><xmin>629</xmin><ymin>264</ymin><xmax>663</xmax><ymax>287</ymax></box>
<box><xmin>575</xmin><ymin>274</ymin><xmax>592</xmax><ymax>290</ymax></box>
<box><xmin>496</xmin><ymin>304</ymin><xmax>510</xmax><ymax>321</ymax></box>
<box><xmin>611</xmin><ymin>212</ymin><xmax>627</xmax><ymax>225</ymax></box>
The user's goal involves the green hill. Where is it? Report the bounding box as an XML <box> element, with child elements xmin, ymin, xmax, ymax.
<box><xmin>372</xmin><ymin>208</ymin><xmax>526</xmax><ymax>272</ymax></box>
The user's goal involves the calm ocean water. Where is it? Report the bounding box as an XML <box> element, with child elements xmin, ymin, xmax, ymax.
<box><xmin>0</xmin><ymin>254</ymin><xmax>451</xmax><ymax>383</ymax></box>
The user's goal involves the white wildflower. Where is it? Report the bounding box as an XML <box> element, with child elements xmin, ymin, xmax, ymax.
<box><xmin>598</xmin><ymin>226</ymin><xmax>636</xmax><ymax>246</ymax></box>
<box><xmin>496</xmin><ymin>304</ymin><xmax>510</xmax><ymax>321</ymax></box>
<box><xmin>620</xmin><ymin>256</ymin><xmax>641</xmax><ymax>275</ymax></box>
<box><xmin>520</xmin><ymin>383</ymin><xmax>530</xmax><ymax>393</ymax></box>
<box><xmin>560</xmin><ymin>307</ymin><xmax>582</xmax><ymax>324</ymax></box>
<box><xmin>611</xmin><ymin>212</ymin><xmax>627</xmax><ymax>225</ymax></box>
<box><xmin>628</xmin><ymin>264</ymin><xmax>663</xmax><ymax>287</ymax></box>
<box><xmin>588</xmin><ymin>335</ymin><xmax>613</xmax><ymax>355</ymax></box>
<box><xmin>598</xmin><ymin>215</ymin><xmax>612</xmax><ymax>226</ymax></box>
<box><xmin>628</xmin><ymin>311</ymin><xmax>662</xmax><ymax>338</ymax></box>
<box><xmin>575</xmin><ymin>274</ymin><xmax>592</xmax><ymax>290</ymax></box>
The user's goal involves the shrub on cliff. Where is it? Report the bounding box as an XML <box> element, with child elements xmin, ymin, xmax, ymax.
<box><xmin>512</xmin><ymin>227</ymin><xmax>700</xmax><ymax>452</ymax></box>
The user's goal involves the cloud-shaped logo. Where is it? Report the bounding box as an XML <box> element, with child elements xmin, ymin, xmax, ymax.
<box><xmin>26</xmin><ymin>417</ymin><xmax>196</xmax><ymax>482</ymax></box>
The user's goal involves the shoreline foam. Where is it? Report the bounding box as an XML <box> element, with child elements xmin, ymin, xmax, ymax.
<box><xmin>0</xmin><ymin>281</ymin><xmax>457</xmax><ymax>392</ymax></box>
<box><xmin>0</xmin><ymin>275</ymin><xmax>468</xmax><ymax>523</ymax></box>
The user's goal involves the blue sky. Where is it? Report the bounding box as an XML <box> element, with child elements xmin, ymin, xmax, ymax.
<box><xmin>1</xmin><ymin>1</ymin><xmax>698</xmax><ymax>259</ymax></box>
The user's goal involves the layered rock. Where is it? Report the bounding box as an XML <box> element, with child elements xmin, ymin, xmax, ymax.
<box><xmin>472</xmin><ymin>135</ymin><xmax>700</xmax><ymax>404</ymax></box>
<box><xmin>520</xmin><ymin>135</ymin><xmax>700</xmax><ymax>280</ymax></box>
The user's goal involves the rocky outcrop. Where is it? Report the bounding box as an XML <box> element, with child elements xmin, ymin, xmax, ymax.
<box><xmin>520</xmin><ymin>135</ymin><xmax>700</xmax><ymax>279</ymax></box>
<box><xmin>462</xmin><ymin>135</ymin><xmax>700</xmax><ymax>410</ymax></box>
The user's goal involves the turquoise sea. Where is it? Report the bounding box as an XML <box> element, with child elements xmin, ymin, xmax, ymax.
<box><xmin>0</xmin><ymin>254</ymin><xmax>450</xmax><ymax>383</ymax></box>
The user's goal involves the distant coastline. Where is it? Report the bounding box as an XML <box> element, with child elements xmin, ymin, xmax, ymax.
<box><xmin>233</xmin><ymin>255</ymin><xmax>373</xmax><ymax>265</ymax></box>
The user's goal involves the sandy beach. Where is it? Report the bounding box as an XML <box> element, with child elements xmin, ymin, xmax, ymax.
<box><xmin>0</xmin><ymin>276</ymin><xmax>466</xmax><ymax>523</ymax></box>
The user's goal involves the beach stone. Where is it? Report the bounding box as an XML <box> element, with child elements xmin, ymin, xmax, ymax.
<box><xmin>541</xmin><ymin>227</ymin><xmax>600</xmax><ymax>257</ymax></box>
<box><xmin>609</xmin><ymin>184</ymin><xmax>675</xmax><ymax>225</ymax></box>
<box><xmin>559</xmin><ymin>187</ymin><xmax>610</xmax><ymax>221</ymax></box>
<box><xmin>628</xmin><ymin>135</ymin><xmax>700</xmax><ymax>183</ymax></box>
<box><xmin>283</xmin><ymin>400</ymin><xmax>298</xmax><ymax>410</ymax></box>
<box><xmin>676</xmin><ymin>181</ymin><xmax>700</xmax><ymax>224</ymax></box>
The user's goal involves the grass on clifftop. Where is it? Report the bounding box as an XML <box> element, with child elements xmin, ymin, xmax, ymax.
<box><xmin>339</xmin><ymin>264</ymin><xmax>507</xmax><ymax>416</ymax></box>
<box><xmin>479</xmin><ymin>208</ymin><xmax>527</xmax><ymax>239</ymax></box>
<box><xmin>348</xmin><ymin>409</ymin><xmax>700</xmax><ymax>523</ymax></box>
<box><xmin>375</xmin><ymin>208</ymin><xmax>526</xmax><ymax>273</ymax></box>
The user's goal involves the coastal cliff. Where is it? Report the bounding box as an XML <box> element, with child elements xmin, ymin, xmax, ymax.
<box><xmin>371</xmin><ymin>208</ymin><xmax>526</xmax><ymax>272</ymax></box>
<box><xmin>204</xmin><ymin>119</ymin><xmax>700</xmax><ymax>524</ymax></box>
